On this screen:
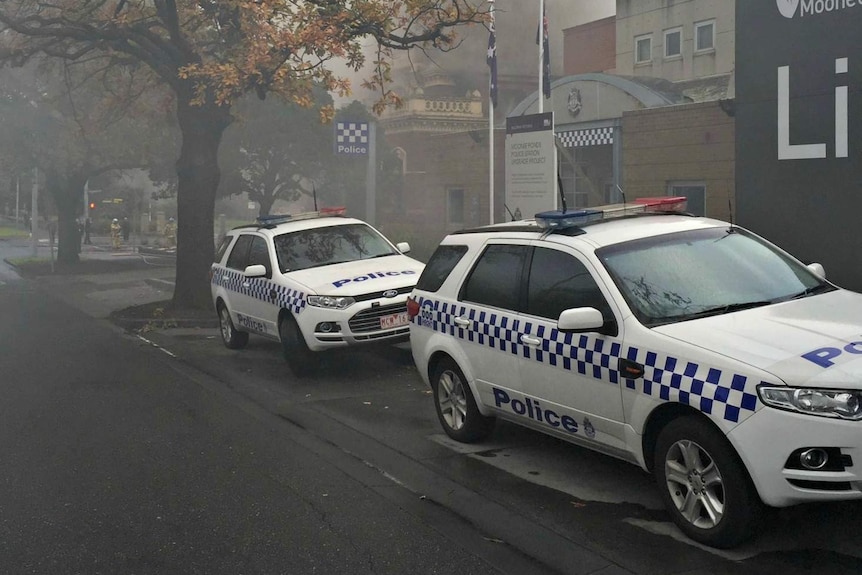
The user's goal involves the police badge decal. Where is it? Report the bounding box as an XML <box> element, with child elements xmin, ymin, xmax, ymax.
<box><xmin>567</xmin><ymin>87</ymin><xmax>582</xmax><ymax>117</ymax></box>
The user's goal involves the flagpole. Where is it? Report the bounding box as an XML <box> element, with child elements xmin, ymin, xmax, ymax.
<box><xmin>488</xmin><ymin>0</ymin><xmax>496</xmax><ymax>224</ymax></box>
<box><xmin>538</xmin><ymin>0</ymin><xmax>544</xmax><ymax>114</ymax></box>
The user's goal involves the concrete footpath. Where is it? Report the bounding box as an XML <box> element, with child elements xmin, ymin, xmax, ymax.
<box><xmin>2</xmin><ymin>236</ymin><xmax>191</xmax><ymax>323</ymax></box>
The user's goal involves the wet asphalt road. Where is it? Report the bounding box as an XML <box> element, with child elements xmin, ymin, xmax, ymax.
<box><xmin>1</xmin><ymin>254</ymin><xmax>861</xmax><ymax>574</ymax></box>
<box><xmin>0</xmin><ymin>277</ymin><xmax>559</xmax><ymax>574</ymax></box>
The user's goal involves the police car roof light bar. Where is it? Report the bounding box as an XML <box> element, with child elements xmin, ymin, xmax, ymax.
<box><xmin>256</xmin><ymin>207</ymin><xmax>347</xmax><ymax>227</ymax></box>
<box><xmin>534</xmin><ymin>197</ymin><xmax>687</xmax><ymax>230</ymax></box>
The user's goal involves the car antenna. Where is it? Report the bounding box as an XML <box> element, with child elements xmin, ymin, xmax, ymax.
<box><xmin>503</xmin><ymin>203</ymin><xmax>517</xmax><ymax>221</ymax></box>
<box><xmin>557</xmin><ymin>165</ymin><xmax>568</xmax><ymax>213</ymax></box>
<box><xmin>728</xmin><ymin>196</ymin><xmax>736</xmax><ymax>230</ymax></box>
<box><xmin>312</xmin><ymin>182</ymin><xmax>318</xmax><ymax>211</ymax></box>
<box><xmin>616</xmin><ymin>184</ymin><xmax>631</xmax><ymax>214</ymax></box>
<box><xmin>616</xmin><ymin>184</ymin><xmax>627</xmax><ymax>204</ymax></box>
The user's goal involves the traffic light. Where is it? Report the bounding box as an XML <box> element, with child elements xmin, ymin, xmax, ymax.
<box><xmin>89</xmin><ymin>202</ymin><xmax>96</xmax><ymax>210</ymax></box>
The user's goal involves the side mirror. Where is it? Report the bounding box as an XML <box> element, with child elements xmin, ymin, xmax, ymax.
<box><xmin>244</xmin><ymin>264</ymin><xmax>268</xmax><ymax>278</ymax></box>
<box><xmin>557</xmin><ymin>307</ymin><xmax>605</xmax><ymax>333</ymax></box>
<box><xmin>807</xmin><ymin>262</ymin><xmax>826</xmax><ymax>279</ymax></box>
<box><xmin>396</xmin><ymin>241</ymin><xmax>411</xmax><ymax>254</ymax></box>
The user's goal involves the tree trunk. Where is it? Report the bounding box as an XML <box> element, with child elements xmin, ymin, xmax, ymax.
<box><xmin>173</xmin><ymin>99</ymin><xmax>232</xmax><ymax>309</ymax></box>
<box><xmin>47</xmin><ymin>171</ymin><xmax>87</xmax><ymax>265</ymax></box>
<box><xmin>258</xmin><ymin>193</ymin><xmax>276</xmax><ymax>217</ymax></box>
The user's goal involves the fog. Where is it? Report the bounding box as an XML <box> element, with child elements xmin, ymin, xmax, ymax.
<box><xmin>334</xmin><ymin>0</ymin><xmax>615</xmax><ymax>106</ymax></box>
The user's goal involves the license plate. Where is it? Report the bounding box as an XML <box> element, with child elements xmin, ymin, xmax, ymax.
<box><xmin>380</xmin><ymin>312</ymin><xmax>409</xmax><ymax>329</ymax></box>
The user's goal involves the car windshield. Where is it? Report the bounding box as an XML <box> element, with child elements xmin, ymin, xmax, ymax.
<box><xmin>273</xmin><ymin>223</ymin><xmax>398</xmax><ymax>272</ymax></box>
<box><xmin>597</xmin><ymin>227</ymin><xmax>834</xmax><ymax>327</ymax></box>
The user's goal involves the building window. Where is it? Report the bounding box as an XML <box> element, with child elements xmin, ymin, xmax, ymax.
<box><xmin>667</xmin><ymin>182</ymin><xmax>706</xmax><ymax>216</ymax></box>
<box><xmin>447</xmin><ymin>188</ymin><xmax>465</xmax><ymax>225</ymax></box>
<box><xmin>635</xmin><ymin>34</ymin><xmax>652</xmax><ymax>64</ymax></box>
<box><xmin>695</xmin><ymin>20</ymin><xmax>715</xmax><ymax>52</ymax></box>
<box><xmin>664</xmin><ymin>27</ymin><xmax>682</xmax><ymax>58</ymax></box>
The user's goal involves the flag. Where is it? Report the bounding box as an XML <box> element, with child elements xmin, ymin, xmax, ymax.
<box><xmin>537</xmin><ymin>4</ymin><xmax>551</xmax><ymax>99</ymax></box>
<box><xmin>487</xmin><ymin>11</ymin><xmax>498</xmax><ymax>107</ymax></box>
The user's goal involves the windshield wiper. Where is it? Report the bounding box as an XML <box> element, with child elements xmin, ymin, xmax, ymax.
<box><xmin>790</xmin><ymin>284</ymin><xmax>835</xmax><ymax>300</ymax></box>
<box><xmin>676</xmin><ymin>300</ymin><xmax>774</xmax><ymax>321</ymax></box>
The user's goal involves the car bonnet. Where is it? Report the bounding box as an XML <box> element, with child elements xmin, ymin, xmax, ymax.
<box><xmin>285</xmin><ymin>256</ymin><xmax>425</xmax><ymax>296</ymax></box>
<box><xmin>652</xmin><ymin>289</ymin><xmax>862</xmax><ymax>389</ymax></box>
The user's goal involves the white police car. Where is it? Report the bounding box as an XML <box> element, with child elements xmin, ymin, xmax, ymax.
<box><xmin>211</xmin><ymin>209</ymin><xmax>424</xmax><ymax>375</ymax></box>
<box><xmin>407</xmin><ymin>197</ymin><xmax>862</xmax><ymax>548</ymax></box>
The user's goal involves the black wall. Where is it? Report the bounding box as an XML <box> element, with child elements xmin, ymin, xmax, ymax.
<box><xmin>736</xmin><ymin>1</ymin><xmax>862</xmax><ymax>289</ymax></box>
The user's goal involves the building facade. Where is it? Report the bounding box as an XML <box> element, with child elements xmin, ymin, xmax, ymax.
<box><xmin>735</xmin><ymin>1</ymin><xmax>862</xmax><ymax>290</ymax></box>
<box><xmin>372</xmin><ymin>0</ymin><xmax>738</xmax><ymax>256</ymax></box>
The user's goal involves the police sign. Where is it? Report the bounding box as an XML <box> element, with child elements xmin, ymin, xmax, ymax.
<box><xmin>334</xmin><ymin>121</ymin><xmax>369</xmax><ymax>156</ymax></box>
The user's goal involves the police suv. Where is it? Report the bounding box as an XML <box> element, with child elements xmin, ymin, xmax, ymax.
<box><xmin>407</xmin><ymin>198</ymin><xmax>862</xmax><ymax>548</ymax></box>
<box><xmin>211</xmin><ymin>209</ymin><xmax>424</xmax><ymax>375</ymax></box>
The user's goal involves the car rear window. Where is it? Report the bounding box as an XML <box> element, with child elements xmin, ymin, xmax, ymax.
<box><xmin>416</xmin><ymin>245</ymin><xmax>468</xmax><ymax>292</ymax></box>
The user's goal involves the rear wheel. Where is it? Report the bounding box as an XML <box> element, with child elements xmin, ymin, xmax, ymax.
<box><xmin>218</xmin><ymin>302</ymin><xmax>249</xmax><ymax>350</ymax></box>
<box><xmin>431</xmin><ymin>357</ymin><xmax>494</xmax><ymax>443</ymax></box>
<box><xmin>654</xmin><ymin>416</ymin><xmax>763</xmax><ymax>548</ymax></box>
<box><xmin>279</xmin><ymin>315</ymin><xmax>319</xmax><ymax>377</ymax></box>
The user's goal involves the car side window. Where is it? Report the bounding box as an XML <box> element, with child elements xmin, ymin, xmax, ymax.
<box><xmin>226</xmin><ymin>235</ymin><xmax>253</xmax><ymax>271</ymax></box>
<box><xmin>416</xmin><ymin>245</ymin><xmax>468</xmax><ymax>292</ymax></box>
<box><xmin>215</xmin><ymin>235</ymin><xmax>233</xmax><ymax>264</ymax></box>
<box><xmin>247</xmin><ymin>236</ymin><xmax>272</xmax><ymax>277</ymax></box>
<box><xmin>460</xmin><ymin>244</ymin><xmax>529</xmax><ymax>310</ymax></box>
<box><xmin>526</xmin><ymin>247</ymin><xmax>614</xmax><ymax>324</ymax></box>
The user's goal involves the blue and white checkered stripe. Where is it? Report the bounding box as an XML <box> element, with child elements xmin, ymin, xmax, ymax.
<box><xmin>416</xmin><ymin>297</ymin><xmax>760</xmax><ymax>424</ymax></box>
<box><xmin>336</xmin><ymin>122</ymin><xmax>369</xmax><ymax>144</ymax></box>
<box><xmin>213</xmin><ymin>268</ymin><xmax>306</xmax><ymax>315</ymax></box>
<box><xmin>624</xmin><ymin>348</ymin><xmax>759</xmax><ymax>423</ymax></box>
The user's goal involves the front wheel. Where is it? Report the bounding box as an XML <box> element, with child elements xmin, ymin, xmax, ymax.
<box><xmin>431</xmin><ymin>357</ymin><xmax>494</xmax><ymax>443</ymax></box>
<box><xmin>654</xmin><ymin>416</ymin><xmax>763</xmax><ymax>548</ymax></box>
<box><xmin>218</xmin><ymin>303</ymin><xmax>249</xmax><ymax>350</ymax></box>
<box><xmin>279</xmin><ymin>315</ymin><xmax>319</xmax><ymax>377</ymax></box>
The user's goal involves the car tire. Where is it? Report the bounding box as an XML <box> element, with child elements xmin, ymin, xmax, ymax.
<box><xmin>279</xmin><ymin>315</ymin><xmax>319</xmax><ymax>377</ymax></box>
<box><xmin>431</xmin><ymin>357</ymin><xmax>495</xmax><ymax>443</ymax></box>
<box><xmin>654</xmin><ymin>416</ymin><xmax>763</xmax><ymax>548</ymax></box>
<box><xmin>218</xmin><ymin>302</ymin><xmax>249</xmax><ymax>350</ymax></box>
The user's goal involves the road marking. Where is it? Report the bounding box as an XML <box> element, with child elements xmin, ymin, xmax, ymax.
<box><xmin>136</xmin><ymin>334</ymin><xmax>178</xmax><ymax>358</ymax></box>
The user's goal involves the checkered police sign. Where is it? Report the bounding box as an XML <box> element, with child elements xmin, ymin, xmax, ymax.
<box><xmin>334</xmin><ymin>121</ymin><xmax>369</xmax><ymax>156</ymax></box>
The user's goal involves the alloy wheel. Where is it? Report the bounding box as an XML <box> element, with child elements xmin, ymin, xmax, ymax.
<box><xmin>664</xmin><ymin>439</ymin><xmax>725</xmax><ymax>529</ymax></box>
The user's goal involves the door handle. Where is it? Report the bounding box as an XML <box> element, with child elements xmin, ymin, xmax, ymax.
<box><xmin>618</xmin><ymin>358</ymin><xmax>644</xmax><ymax>379</ymax></box>
<box><xmin>520</xmin><ymin>334</ymin><xmax>541</xmax><ymax>346</ymax></box>
<box><xmin>242</xmin><ymin>281</ymin><xmax>251</xmax><ymax>289</ymax></box>
<box><xmin>454</xmin><ymin>317</ymin><xmax>471</xmax><ymax>327</ymax></box>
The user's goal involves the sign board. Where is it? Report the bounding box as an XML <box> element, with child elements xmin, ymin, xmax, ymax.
<box><xmin>736</xmin><ymin>1</ymin><xmax>862</xmax><ymax>289</ymax></box>
<box><xmin>505</xmin><ymin>112</ymin><xmax>556</xmax><ymax>220</ymax></box>
<box><xmin>334</xmin><ymin>121</ymin><xmax>370</xmax><ymax>156</ymax></box>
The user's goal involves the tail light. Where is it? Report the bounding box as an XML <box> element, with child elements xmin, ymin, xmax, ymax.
<box><xmin>406</xmin><ymin>296</ymin><xmax>420</xmax><ymax>320</ymax></box>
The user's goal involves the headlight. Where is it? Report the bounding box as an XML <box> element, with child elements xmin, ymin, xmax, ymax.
<box><xmin>758</xmin><ymin>386</ymin><xmax>862</xmax><ymax>420</ymax></box>
<box><xmin>307</xmin><ymin>295</ymin><xmax>355</xmax><ymax>310</ymax></box>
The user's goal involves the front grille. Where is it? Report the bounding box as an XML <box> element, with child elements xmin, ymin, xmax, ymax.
<box><xmin>349</xmin><ymin>302</ymin><xmax>407</xmax><ymax>333</ymax></box>
<box><xmin>353</xmin><ymin>286</ymin><xmax>413</xmax><ymax>302</ymax></box>
<box><xmin>354</xmin><ymin>327</ymin><xmax>410</xmax><ymax>341</ymax></box>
